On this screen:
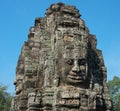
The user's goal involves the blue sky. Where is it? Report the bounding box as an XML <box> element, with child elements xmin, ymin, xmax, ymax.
<box><xmin>0</xmin><ymin>0</ymin><xmax>120</xmax><ymax>94</ymax></box>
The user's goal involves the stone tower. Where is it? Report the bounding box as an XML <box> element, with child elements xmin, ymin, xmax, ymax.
<box><xmin>10</xmin><ymin>3</ymin><xmax>112</xmax><ymax>111</ymax></box>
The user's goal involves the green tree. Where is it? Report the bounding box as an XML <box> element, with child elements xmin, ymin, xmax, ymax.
<box><xmin>107</xmin><ymin>76</ymin><xmax>120</xmax><ymax>111</ymax></box>
<box><xmin>0</xmin><ymin>83</ymin><xmax>12</xmax><ymax>111</ymax></box>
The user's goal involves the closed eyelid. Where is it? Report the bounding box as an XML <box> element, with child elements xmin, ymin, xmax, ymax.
<box><xmin>78</xmin><ymin>59</ymin><xmax>86</xmax><ymax>65</ymax></box>
<box><xmin>66</xmin><ymin>59</ymin><xmax>74</xmax><ymax>65</ymax></box>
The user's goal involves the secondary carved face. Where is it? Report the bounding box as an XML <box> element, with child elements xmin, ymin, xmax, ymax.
<box><xmin>14</xmin><ymin>75</ymin><xmax>23</xmax><ymax>94</ymax></box>
<box><xmin>66</xmin><ymin>58</ymin><xmax>87</xmax><ymax>85</ymax></box>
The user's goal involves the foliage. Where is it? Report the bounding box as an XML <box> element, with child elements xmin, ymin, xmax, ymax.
<box><xmin>107</xmin><ymin>76</ymin><xmax>120</xmax><ymax>111</ymax></box>
<box><xmin>0</xmin><ymin>83</ymin><xmax>12</xmax><ymax>111</ymax></box>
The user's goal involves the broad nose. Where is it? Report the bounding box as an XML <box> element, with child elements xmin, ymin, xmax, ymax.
<box><xmin>72</xmin><ymin>60</ymin><xmax>80</xmax><ymax>72</ymax></box>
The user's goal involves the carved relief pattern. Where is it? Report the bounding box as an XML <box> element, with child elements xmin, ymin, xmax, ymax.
<box><xmin>10</xmin><ymin>2</ymin><xmax>112</xmax><ymax>111</ymax></box>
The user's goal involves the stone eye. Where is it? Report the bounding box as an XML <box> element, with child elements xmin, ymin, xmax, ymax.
<box><xmin>78</xmin><ymin>59</ymin><xmax>86</xmax><ymax>65</ymax></box>
<box><xmin>67</xmin><ymin>59</ymin><xmax>74</xmax><ymax>65</ymax></box>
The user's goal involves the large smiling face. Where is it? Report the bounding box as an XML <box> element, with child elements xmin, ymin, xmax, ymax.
<box><xmin>55</xmin><ymin>26</ymin><xmax>89</xmax><ymax>87</ymax></box>
<box><xmin>57</xmin><ymin>48</ymin><xmax>88</xmax><ymax>87</ymax></box>
<box><xmin>66</xmin><ymin>58</ymin><xmax>87</xmax><ymax>85</ymax></box>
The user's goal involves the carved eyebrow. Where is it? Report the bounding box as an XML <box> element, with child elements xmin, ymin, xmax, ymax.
<box><xmin>80</xmin><ymin>58</ymin><xmax>86</xmax><ymax>61</ymax></box>
<box><xmin>63</xmin><ymin>57</ymin><xmax>73</xmax><ymax>60</ymax></box>
<box><xmin>64</xmin><ymin>58</ymin><xmax>73</xmax><ymax>61</ymax></box>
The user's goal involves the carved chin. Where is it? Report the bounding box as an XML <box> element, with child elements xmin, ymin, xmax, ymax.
<box><xmin>16</xmin><ymin>89</ymin><xmax>21</xmax><ymax>94</ymax></box>
<box><xmin>16</xmin><ymin>87</ymin><xmax>22</xmax><ymax>94</ymax></box>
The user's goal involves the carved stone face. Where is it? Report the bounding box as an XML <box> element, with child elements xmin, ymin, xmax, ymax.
<box><xmin>14</xmin><ymin>75</ymin><xmax>23</xmax><ymax>94</ymax></box>
<box><xmin>66</xmin><ymin>58</ymin><xmax>87</xmax><ymax>85</ymax></box>
<box><xmin>58</xmin><ymin>50</ymin><xmax>88</xmax><ymax>87</ymax></box>
<box><xmin>55</xmin><ymin>30</ymin><xmax>88</xmax><ymax>87</ymax></box>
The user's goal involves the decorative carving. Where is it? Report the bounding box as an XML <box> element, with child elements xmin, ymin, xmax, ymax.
<box><xmin>10</xmin><ymin>2</ymin><xmax>112</xmax><ymax>111</ymax></box>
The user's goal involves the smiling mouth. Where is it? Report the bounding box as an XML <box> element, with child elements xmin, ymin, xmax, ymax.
<box><xmin>67</xmin><ymin>71</ymin><xmax>84</xmax><ymax>83</ymax></box>
<box><xmin>68</xmin><ymin>75</ymin><xmax>82</xmax><ymax>80</ymax></box>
